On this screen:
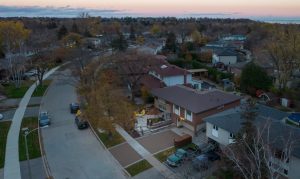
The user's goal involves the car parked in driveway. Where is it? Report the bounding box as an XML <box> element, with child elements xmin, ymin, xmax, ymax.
<box><xmin>206</xmin><ymin>151</ymin><xmax>221</xmax><ymax>161</ymax></box>
<box><xmin>167</xmin><ymin>149</ymin><xmax>187</xmax><ymax>167</ymax></box>
<box><xmin>0</xmin><ymin>113</ymin><xmax>3</xmax><ymax>120</ymax></box>
<box><xmin>192</xmin><ymin>154</ymin><xmax>209</xmax><ymax>171</ymax></box>
<box><xmin>39</xmin><ymin>111</ymin><xmax>50</xmax><ymax>127</ymax></box>
<box><xmin>70</xmin><ymin>103</ymin><xmax>80</xmax><ymax>114</ymax></box>
<box><xmin>75</xmin><ymin>117</ymin><xmax>89</xmax><ymax>130</ymax></box>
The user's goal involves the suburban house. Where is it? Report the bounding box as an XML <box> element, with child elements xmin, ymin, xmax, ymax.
<box><xmin>149</xmin><ymin>64</ymin><xmax>192</xmax><ymax>86</ymax></box>
<box><xmin>212</xmin><ymin>48</ymin><xmax>238</xmax><ymax>65</ymax></box>
<box><xmin>221</xmin><ymin>35</ymin><xmax>247</xmax><ymax>41</ymax></box>
<box><xmin>204</xmin><ymin>104</ymin><xmax>300</xmax><ymax>179</ymax></box>
<box><xmin>151</xmin><ymin>85</ymin><xmax>241</xmax><ymax>133</ymax></box>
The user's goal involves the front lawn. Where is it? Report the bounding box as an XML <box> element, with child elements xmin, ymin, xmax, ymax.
<box><xmin>32</xmin><ymin>80</ymin><xmax>52</xmax><ymax>97</ymax></box>
<box><xmin>97</xmin><ymin>131</ymin><xmax>125</xmax><ymax>148</ymax></box>
<box><xmin>3</xmin><ymin>81</ymin><xmax>32</xmax><ymax>98</ymax></box>
<box><xmin>125</xmin><ymin>160</ymin><xmax>152</xmax><ymax>176</ymax></box>
<box><xmin>154</xmin><ymin>147</ymin><xmax>175</xmax><ymax>162</ymax></box>
<box><xmin>0</xmin><ymin>121</ymin><xmax>11</xmax><ymax>168</ymax></box>
<box><xmin>19</xmin><ymin>117</ymin><xmax>41</xmax><ymax>161</ymax></box>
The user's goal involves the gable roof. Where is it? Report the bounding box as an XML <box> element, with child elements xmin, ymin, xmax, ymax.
<box><xmin>204</xmin><ymin>104</ymin><xmax>300</xmax><ymax>158</ymax></box>
<box><xmin>151</xmin><ymin>85</ymin><xmax>241</xmax><ymax>114</ymax></box>
<box><xmin>150</xmin><ymin>64</ymin><xmax>190</xmax><ymax>78</ymax></box>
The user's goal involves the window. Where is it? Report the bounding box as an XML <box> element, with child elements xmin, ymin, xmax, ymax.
<box><xmin>230</xmin><ymin>133</ymin><xmax>234</xmax><ymax>138</ymax></box>
<box><xmin>174</xmin><ymin>105</ymin><xmax>180</xmax><ymax>115</ymax></box>
<box><xmin>185</xmin><ymin>110</ymin><xmax>192</xmax><ymax>121</ymax></box>
<box><xmin>284</xmin><ymin>169</ymin><xmax>288</xmax><ymax>175</ymax></box>
<box><xmin>213</xmin><ymin>125</ymin><xmax>218</xmax><ymax>130</ymax></box>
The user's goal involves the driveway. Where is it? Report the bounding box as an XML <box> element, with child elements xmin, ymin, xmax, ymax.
<box><xmin>137</xmin><ymin>130</ymin><xmax>179</xmax><ymax>154</ymax></box>
<box><xmin>40</xmin><ymin>69</ymin><xmax>126</xmax><ymax>179</ymax></box>
<box><xmin>109</xmin><ymin>143</ymin><xmax>142</xmax><ymax>167</ymax></box>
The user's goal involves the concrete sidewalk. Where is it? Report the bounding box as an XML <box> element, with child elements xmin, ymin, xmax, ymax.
<box><xmin>116</xmin><ymin>125</ymin><xmax>178</xmax><ymax>179</ymax></box>
<box><xmin>4</xmin><ymin>66</ymin><xmax>61</xmax><ymax>179</ymax></box>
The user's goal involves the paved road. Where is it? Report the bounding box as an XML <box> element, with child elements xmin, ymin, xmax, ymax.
<box><xmin>40</xmin><ymin>69</ymin><xmax>127</xmax><ymax>179</ymax></box>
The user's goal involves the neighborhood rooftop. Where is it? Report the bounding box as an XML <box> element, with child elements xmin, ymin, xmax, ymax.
<box><xmin>150</xmin><ymin>64</ymin><xmax>191</xmax><ymax>77</ymax></box>
<box><xmin>151</xmin><ymin>85</ymin><xmax>241</xmax><ymax>114</ymax></box>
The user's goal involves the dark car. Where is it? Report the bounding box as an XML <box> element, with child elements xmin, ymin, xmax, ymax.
<box><xmin>206</xmin><ymin>151</ymin><xmax>221</xmax><ymax>161</ymax></box>
<box><xmin>39</xmin><ymin>111</ymin><xmax>50</xmax><ymax>127</ymax></box>
<box><xmin>192</xmin><ymin>154</ymin><xmax>209</xmax><ymax>171</ymax></box>
<box><xmin>70</xmin><ymin>103</ymin><xmax>80</xmax><ymax>114</ymax></box>
<box><xmin>75</xmin><ymin>117</ymin><xmax>89</xmax><ymax>129</ymax></box>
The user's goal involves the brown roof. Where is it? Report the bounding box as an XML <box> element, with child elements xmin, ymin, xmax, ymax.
<box><xmin>151</xmin><ymin>85</ymin><xmax>241</xmax><ymax>114</ymax></box>
<box><xmin>150</xmin><ymin>64</ymin><xmax>191</xmax><ymax>78</ymax></box>
<box><xmin>139</xmin><ymin>75</ymin><xmax>165</xmax><ymax>90</ymax></box>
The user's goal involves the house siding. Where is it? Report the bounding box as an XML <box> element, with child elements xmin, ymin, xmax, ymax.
<box><xmin>163</xmin><ymin>74</ymin><xmax>192</xmax><ymax>86</ymax></box>
<box><xmin>206</xmin><ymin>122</ymin><xmax>232</xmax><ymax>146</ymax></box>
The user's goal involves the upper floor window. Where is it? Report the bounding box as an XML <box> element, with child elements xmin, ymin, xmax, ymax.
<box><xmin>185</xmin><ymin>110</ymin><xmax>192</xmax><ymax>121</ymax></box>
<box><xmin>174</xmin><ymin>105</ymin><xmax>180</xmax><ymax>115</ymax></box>
<box><xmin>230</xmin><ymin>133</ymin><xmax>234</xmax><ymax>138</ymax></box>
<box><xmin>213</xmin><ymin>125</ymin><xmax>218</xmax><ymax>131</ymax></box>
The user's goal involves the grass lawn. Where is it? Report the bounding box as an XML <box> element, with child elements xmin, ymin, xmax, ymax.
<box><xmin>97</xmin><ymin>131</ymin><xmax>125</xmax><ymax>148</ymax></box>
<box><xmin>125</xmin><ymin>160</ymin><xmax>152</xmax><ymax>176</ymax></box>
<box><xmin>2</xmin><ymin>81</ymin><xmax>32</xmax><ymax>98</ymax></box>
<box><xmin>19</xmin><ymin>117</ymin><xmax>41</xmax><ymax>161</ymax></box>
<box><xmin>32</xmin><ymin>80</ymin><xmax>52</xmax><ymax>97</ymax></box>
<box><xmin>154</xmin><ymin>147</ymin><xmax>175</xmax><ymax>163</ymax></box>
<box><xmin>0</xmin><ymin>121</ymin><xmax>11</xmax><ymax>168</ymax></box>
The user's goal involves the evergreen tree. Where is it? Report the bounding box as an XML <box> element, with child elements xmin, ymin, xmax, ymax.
<box><xmin>164</xmin><ymin>32</ymin><xmax>177</xmax><ymax>53</ymax></box>
<box><xmin>71</xmin><ymin>22</ymin><xmax>79</xmax><ymax>34</ymax></box>
<box><xmin>129</xmin><ymin>24</ymin><xmax>136</xmax><ymax>40</ymax></box>
<box><xmin>57</xmin><ymin>25</ymin><xmax>68</xmax><ymax>40</ymax></box>
<box><xmin>111</xmin><ymin>33</ymin><xmax>128</xmax><ymax>52</ymax></box>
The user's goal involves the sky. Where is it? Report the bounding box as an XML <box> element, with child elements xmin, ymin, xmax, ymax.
<box><xmin>0</xmin><ymin>0</ymin><xmax>300</xmax><ymax>19</ymax></box>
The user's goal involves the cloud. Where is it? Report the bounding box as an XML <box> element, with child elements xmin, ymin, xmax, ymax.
<box><xmin>0</xmin><ymin>5</ymin><xmax>129</xmax><ymax>17</ymax></box>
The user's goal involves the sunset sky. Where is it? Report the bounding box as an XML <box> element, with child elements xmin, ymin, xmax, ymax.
<box><xmin>1</xmin><ymin>0</ymin><xmax>300</xmax><ymax>18</ymax></box>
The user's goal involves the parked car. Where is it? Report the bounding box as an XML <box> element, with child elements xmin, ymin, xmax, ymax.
<box><xmin>75</xmin><ymin>117</ymin><xmax>89</xmax><ymax>129</ymax></box>
<box><xmin>70</xmin><ymin>103</ymin><xmax>80</xmax><ymax>114</ymax></box>
<box><xmin>39</xmin><ymin>111</ymin><xmax>50</xmax><ymax>127</ymax></box>
<box><xmin>192</xmin><ymin>154</ymin><xmax>209</xmax><ymax>171</ymax></box>
<box><xmin>206</xmin><ymin>151</ymin><xmax>221</xmax><ymax>161</ymax></box>
<box><xmin>23</xmin><ymin>69</ymin><xmax>38</xmax><ymax>79</ymax></box>
<box><xmin>198</xmin><ymin>143</ymin><xmax>217</xmax><ymax>153</ymax></box>
<box><xmin>0</xmin><ymin>113</ymin><xmax>3</xmax><ymax>120</ymax></box>
<box><xmin>166</xmin><ymin>149</ymin><xmax>187</xmax><ymax>167</ymax></box>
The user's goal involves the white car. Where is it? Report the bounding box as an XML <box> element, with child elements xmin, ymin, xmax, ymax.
<box><xmin>0</xmin><ymin>113</ymin><xmax>3</xmax><ymax>120</ymax></box>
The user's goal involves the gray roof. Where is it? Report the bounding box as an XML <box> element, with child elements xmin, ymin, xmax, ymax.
<box><xmin>151</xmin><ymin>85</ymin><xmax>241</xmax><ymax>114</ymax></box>
<box><xmin>204</xmin><ymin>104</ymin><xmax>300</xmax><ymax>158</ymax></box>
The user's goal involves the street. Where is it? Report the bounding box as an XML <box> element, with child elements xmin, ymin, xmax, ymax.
<box><xmin>40</xmin><ymin>68</ymin><xmax>127</xmax><ymax>179</ymax></box>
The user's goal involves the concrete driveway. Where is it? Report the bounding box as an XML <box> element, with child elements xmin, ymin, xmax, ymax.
<box><xmin>137</xmin><ymin>130</ymin><xmax>179</xmax><ymax>154</ymax></box>
<box><xmin>40</xmin><ymin>69</ymin><xmax>126</xmax><ymax>179</ymax></box>
<box><xmin>109</xmin><ymin>143</ymin><xmax>142</xmax><ymax>167</ymax></box>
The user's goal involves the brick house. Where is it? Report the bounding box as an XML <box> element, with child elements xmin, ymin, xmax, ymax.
<box><xmin>151</xmin><ymin>85</ymin><xmax>241</xmax><ymax>133</ymax></box>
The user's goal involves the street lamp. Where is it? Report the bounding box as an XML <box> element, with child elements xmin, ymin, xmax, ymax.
<box><xmin>21</xmin><ymin>127</ymin><xmax>39</xmax><ymax>179</ymax></box>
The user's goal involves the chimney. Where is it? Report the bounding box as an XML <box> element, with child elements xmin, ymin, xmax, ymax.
<box><xmin>184</xmin><ymin>69</ymin><xmax>187</xmax><ymax>85</ymax></box>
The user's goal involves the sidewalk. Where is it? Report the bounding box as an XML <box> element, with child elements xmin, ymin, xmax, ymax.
<box><xmin>4</xmin><ymin>66</ymin><xmax>61</xmax><ymax>179</ymax></box>
<box><xmin>116</xmin><ymin>125</ymin><xmax>178</xmax><ymax>179</ymax></box>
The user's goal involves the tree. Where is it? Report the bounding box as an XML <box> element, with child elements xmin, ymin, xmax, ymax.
<box><xmin>240</xmin><ymin>63</ymin><xmax>272</xmax><ymax>94</ymax></box>
<box><xmin>164</xmin><ymin>32</ymin><xmax>176</xmax><ymax>53</ymax></box>
<box><xmin>129</xmin><ymin>24</ymin><xmax>136</xmax><ymax>40</ymax></box>
<box><xmin>0</xmin><ymin>21</ymin><xmax>30</xmax><ymax>87</ymax></box>
<box><xmin>111</xmin><ymin>33</ymin><xmax>128</xmax><ymax>52</ymax></box>
<box><xmin>57</xmin><ymin>25</ymin><xmax>68</xmax><ymax>40</ymax></box>
<box><xmin>62</xmin><ymin>33</ymin><xmax>82</xmax><ymax>48</ymax></box>
<box><xmin>191</xmin><ymin>30</ymin><xmax>202</xmax><ymax>45</ymax></box>
<box><xmin>71</xmin><ymin>22</ymin><xmax>79</xmax><ymax>34</ymax></box>
<box><xmin>150</xmin><ymin>24</ymin><xmax>161</xmax><ymax>36</ymax></box>
<box><xmin>267</xmin><ymin>26</ymin><xmax>300</xmax><ymax>90</ymax></box>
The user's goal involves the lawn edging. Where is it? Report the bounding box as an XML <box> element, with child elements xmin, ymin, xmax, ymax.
<box><xmin>87</xmin><ymin>121</ymin><xmax>130</xmax><ymax>177</ymax></box>
<box><xmin>125</xmin><ymin>159</ymin><xmax>153</xmax><ymax>177</ymax></box>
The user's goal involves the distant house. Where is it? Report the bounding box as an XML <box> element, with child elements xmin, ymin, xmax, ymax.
<box><xmin>221</xmin><ymin>35</ymin><xmax>247</xmax><ymax>41</ymax></box>
<box><xmin>212</xmin><ymin>48</ymin><xmax>238</xmax><ymax>65</ymax></box>
<box><xmin>204</xmin><ymin>104</ymin><xmax>300</xmax><ymax>178</ymax></box>
<box><xmin>151</xmin><ymin>85</ymin><xmax>241</xmax><ymax>133</ymax></box>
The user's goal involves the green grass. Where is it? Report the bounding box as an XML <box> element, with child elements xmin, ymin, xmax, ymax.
<box><xmin>125</xmin><ymin>160</ymin><xmax>152</xmax><ymax>176</ymax></box>
<box><xmin>97</xmin><ymin>131</ymin><xmax>125</xmax><ymax>148</ymax></box>
<box><xmin>154</xmin><ymin>147</ymin><xmax>176</xmax><ymax>162</ymax></box>
<box><xmin>0</xmin><ymin>121</ymin><xmax>11</xmax><ymax>168</ymax></box>
<box><xmin>19</xmin><ymin>117</ymin><xmax>41</xmax><ymax>161</ymax></box>
<box><xmin>32</xmin><ymin>80</ymin><xmax>52</xmax><ymax>97</ymax></box>
<box><xmin>3</xmin><ymin>81</ymin><xmax>32</xmax><ymax>98</ymax></box>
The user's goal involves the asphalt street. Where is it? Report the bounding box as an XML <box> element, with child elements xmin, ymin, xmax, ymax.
<box><xmin>40</xmin><ymin>69</ymin><xmax>127</xmax><ymax>179</ymax></box>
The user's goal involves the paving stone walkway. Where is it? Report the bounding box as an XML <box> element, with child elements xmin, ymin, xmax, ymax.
<box><xmin>116</xmin><ymin>125</ymin><xmax>179</xmax><ymax>179</ymax></box>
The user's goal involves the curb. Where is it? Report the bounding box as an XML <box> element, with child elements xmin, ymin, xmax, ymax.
<box><xmin>87</xmin><ymin>121</ymin><xmax>131</xmax><ymax>178</ymax></box>
<box><xmin>37</xmin><ymin>62</ymin><xmax>69</xmax><ymax>179</ymax></box>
